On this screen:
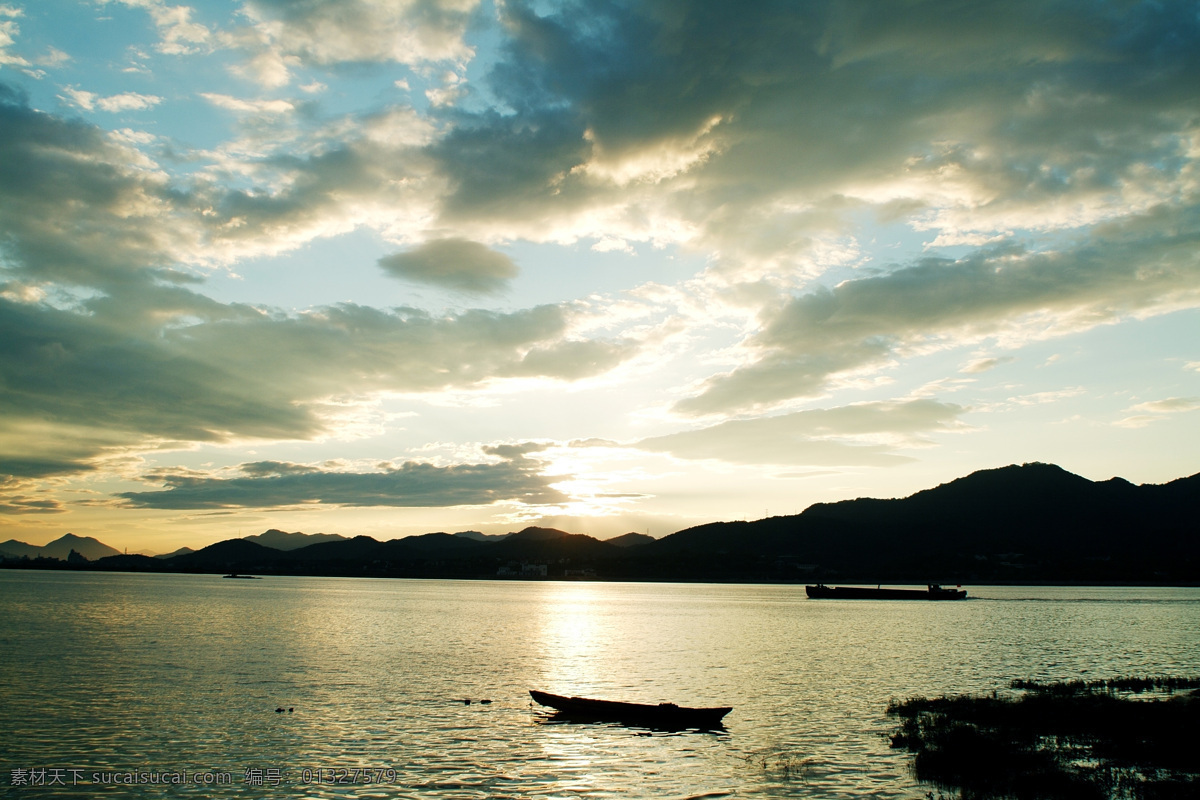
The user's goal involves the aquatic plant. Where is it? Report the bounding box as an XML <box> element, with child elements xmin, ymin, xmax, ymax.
<box><xmin>887</xmin><ymin>677</ymin><xmax>1200</xmax><ymax>799</ymax></box>
<box><xmin>740</xmin><ymin>748</ymin><xmax>813</xmax><ymax>783</ymax></box>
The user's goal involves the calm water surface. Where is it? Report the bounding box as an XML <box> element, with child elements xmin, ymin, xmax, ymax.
<box><xmin>1</xmin><ymin>573</ymin><xmax>1197</xmax><ymax>798</ymax></box>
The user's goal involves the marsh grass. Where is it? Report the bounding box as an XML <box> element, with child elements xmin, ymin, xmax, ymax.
<box><xmin>887</xmin><ymin>677</ymin><xmax>1200</xmax><ymax>799</ymax></box>
<box><xmin>741</xmin><ymin>747</ymin><xmax>814</xmax><ymax>782</ymax></box>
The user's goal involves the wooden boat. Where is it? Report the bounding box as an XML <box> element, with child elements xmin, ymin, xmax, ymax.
<box><xmin>805</xmin><ymin>583</ymin><xmax>966</xmax><ymax>600</ymax></box>
<box><xmin>529</xmin><ymin>690</ymin><xmax>731</xmax><ymax>728</ymax></box>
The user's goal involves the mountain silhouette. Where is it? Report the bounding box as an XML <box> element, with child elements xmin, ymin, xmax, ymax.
<box><xmin>5</xmin><ymin>464</ymin><xmax>1196</xmax><ymax>583</ymax></box>
<box><xmin>154</xmin><ymin>546</ymin><xmax>195</xmax><ymax>559</ymax></box>
<box><xmin>0</xmin><ymin>533</ymin><xmax>121</xmax><ymax>561</ymax></box>
<box><xmin>605</xmin><ymin>532</ymin><xmax>655</xmax><ymax>548</ymax></box>
<box><xmin>453</xmin><ymin>530</ymin><xmax>509</xmax><ymax>542</ymax></box>
<box><xmin>242</xmin><ymin>529</ymin><xmax>346</xmax><ymax>550</ymax></box>
<box><xmin>0</xmin><ymin>539</ymin><xmax>43</xmax><ymax>559</ymax></box>
<box><xmin>648</xmin><ymin>463</ymin><xmax>1198</xmax><ymax>582</ymax></box>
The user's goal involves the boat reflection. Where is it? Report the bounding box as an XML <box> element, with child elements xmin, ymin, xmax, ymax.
<box><xmin>535</xmin><ymin>709</ymin><xmax>729</xmax><ymax>734</ymax></box>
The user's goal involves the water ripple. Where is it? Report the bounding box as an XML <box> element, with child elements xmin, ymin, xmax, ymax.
<box><xmin>2</xmin><ymin>574</ymin><xmax>1197</xmax><ymax>799</ymax></box>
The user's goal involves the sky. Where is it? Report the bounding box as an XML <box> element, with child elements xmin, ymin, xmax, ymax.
<box><xmin>1</xmin><ymin>0</ymin><xmax>1198</xmax><ymax>554</ymax></box>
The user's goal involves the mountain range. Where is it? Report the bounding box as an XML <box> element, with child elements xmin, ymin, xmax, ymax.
<box><xmin>0</xmin><ymin>532</ymin><xmax>120</xmax><ymax>561</ymax></box>
<box><xmin>3</xmin><ymin>463</ymin><xmax>1196</xmax><ymax>584</ymax></box>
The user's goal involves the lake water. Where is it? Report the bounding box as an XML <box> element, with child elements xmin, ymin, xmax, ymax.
<box><xmin>1</xmin><ymin>572</ymin><xmax>1197</xmax><ymax>799</ymax></box>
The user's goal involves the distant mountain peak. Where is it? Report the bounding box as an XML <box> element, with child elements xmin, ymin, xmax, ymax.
<box><xmin>508</xmin><ymin>526</ymin><xmax>571</xmax><ymax>541</ymax></box>
<box><xmin>453</xmin><ymin>530</ymin><xmax>510</xmax><ymax>542</ymax></box>
<box><xmin>605</xmin><ymin>532</ymin><xmax>655</xmax><ymax>548</ymax></box>
<box><xmin>42</xmin><ymin>534</ymin><xmax>120</xmax><ymax>561</ymax></box>
<box><xmin>242</xmin><ymin>530</ymin><xmax>347</xmax><ymax>551</ymax></box>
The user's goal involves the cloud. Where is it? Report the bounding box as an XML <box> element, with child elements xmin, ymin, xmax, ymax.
<box><xmin>378</xmin><ymin>238</ymin><xmax>518</xmax><ymax>294</ymax></box>
<box><xmin>200</xmin><ymin>92</ymin><xmax>294</xmax><ymax>115</ymax></box>
<box><xmin>1115</xmin><ymin>396</ymin><xmax>1200</xmax><ymax>428</ymax></box>
<box><xmin>99</xmin><ymin>0</ymin><xmax>211</xmax><ymax>55</ymax></box>
<box><xmin>636</xmin><ymin>399</ymin><xmax>966</xmax><ymax>466</ymax></box>
<box><xmin>5</xmin><ymin>0</ymin><xmax>1200</xmax><ymax>521</ymax></box>
<box><xmin>98</xmin><ymin>92</ymin><xmax>162</xmax><ymax>112</ymax></box>
<box><xmin>1130</xmin><ymin>397</ymin><xmax>1200</xmax><ymax>414</ymax></box>
<box><xmin>60</xmin><ymin>86</ymin><xmax>163</xmax><ymax>112</ymax></box>
<box><xmin>0</xmin><ymin>86</ymin><xmax>196</xmax><ymax>293</ymax></box>
<box><xmin>119</xmin><ymin>454</ymin><xmax>566</xmax><ymax>509</ymax></box>
<box><xmin>229</xmin><ymin>0</ymin><xmax>477</xmax><ymax>87</ymax></box>
<box><xmin>422</xmin><ymin>0</ymin><xmax>1200</xmax><ymax>272</ymax></box>
<box><xmin>0</xmin><ymin>490</ymin><xmax>66</xmax><ymax>515</ymax></box>
<box><xmin>0</xmin><ymin>88</ymin><xmax>644</xmax><ymax>486</ymax></box>
<box><xmin>0</xmin><ymin>7</ymin><xmax>29</xmax><ymax>69</ymax></box>
<box><xmin>962</xmin><ymin>357</ymin><xmax>1014</xmax><ymax>374</ymax></box>
<box><xmin>0</xmin><ymin>295</ymin><xmax>637</xmax><ymax>479</ymax></box>
<box><xmin>502</xmin><ymin>338</ymin><xmax>638</xmax><ymax>381</ymax></box>
<box><xmin>674</xmin><ymin>214</ymin><xmax>1200</xmax><ymax>415</ymax></box>
<box><xmin>0</xmin><ymin>455</ymin><xmax>98</xmax><ymax>480</ymax></box>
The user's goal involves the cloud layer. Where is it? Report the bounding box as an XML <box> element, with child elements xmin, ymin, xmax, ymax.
<box><xmin>120</xmin><ymin>453</ymin><xmax>565</xmax><ymax>510</ymax></box>
<box><xmin>638</xmin><ymin>400</ymin><xmax>966</xmax><ymax>466</ymax></box>
<box><xmin>1</xmin><ymin>0</ymin><xmax>1197</xmax><ymax>534</ymax></box>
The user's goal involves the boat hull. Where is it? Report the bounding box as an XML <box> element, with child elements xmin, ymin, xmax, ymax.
<box><xmin>805</xmin><ymin>584</ymin><xmax>966</xmax><ymax>600</ymax></box>
<box><xmin>529</xmin><ymin>690</ymin><xmax>730</xmax><ymax>728</ymax></box>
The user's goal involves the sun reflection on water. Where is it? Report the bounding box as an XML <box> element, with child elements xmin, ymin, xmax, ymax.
<box><xmin>535</xmin><ymin>581</ymin><xmax>609</xmax><ymax>696</ymax></box>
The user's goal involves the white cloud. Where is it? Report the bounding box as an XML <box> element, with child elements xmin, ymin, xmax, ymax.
<box><xmin>59</xmin><ymin>86</ymin><xmax>162</xmax><ymax>113</ymax></box>
<box><xmin>58</xmin><ymin>85</ymin><xmax>97</xmax><ymax>110</ymax></box>
<box><xmin>961</xmin><ymin>356</ymin><xmax>1015</xmax><ymax>374</ymax></box>
<box><xmin>229</xmin><ymin>0</ymin><xmax>478</xmax><ymax>87</ymax></box>
<box><xmin>99</xmin><ymin>0</ymin><xmax>211</xmax><ymax>55</ymax></box>
<box><xmin>1126</xmin><ymin>397</ymin><xmax>1200</xmax><ymax>414</ymax></box>
<box><xmin>97</xmin><ymin>92</ymin><xmax>162</xmax><ymax>112</ymax></box>
<box><xmin>591</xmin><ymin>236</ymin><xmax>633</xmax><ymax>254</ymax></box>
<box><xmin>199</xmin><ymin>92</ymin><xmax>293</xmax><ymax>115</ymax></box>
<box><xmin>672</xmin><ymin>220</ymin><xmax>1200</xmax><ymax>416</ymax></box>
<box><xmin>0</xmin><ymin>9</ymin><xmax>28</xmax><ymax>69</ymax></box>
<box><xmin>1111</xmin><ymin>398</ymin><xmax>1198</xmax><ymax>429</ymax></box>
<box><xmin>636</xmin><ymin>399</ymin><xmax>967</xmax><ymax>467</ymax></box>
<box><xmin>110</xmin><ymin>128</ymin><xmax>158</xmax><ymax>146</ymax></box>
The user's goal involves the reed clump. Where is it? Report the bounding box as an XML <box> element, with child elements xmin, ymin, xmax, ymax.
<box><xmin>887</xmin><ymin>676</ymin><xmax>1200</xmax><ymax>800</ymax></box>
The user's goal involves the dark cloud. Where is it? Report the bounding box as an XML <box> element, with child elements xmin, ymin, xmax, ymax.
<box><xmin>119</xmin><ymin>456</ymin><xmax>566</xmax><ymax>510</ymax></box>
<box><xmin>238</xmin><ymin>461</ymin><xmax>323</xmax><ymax>477</ymax></box>
<box><xmin>482</xmin><ymin>442</ymin><xmax>552</xmax><ymax>459</ymax></box>
<box><xmin>430</xmin><ymin>0</ymin><xmax>1200</xmax><ymax>266</ymax></box>
<box><xmin>0</xmin><ymin>457</ymin><xmax>97</xmax><ymax>480</ymax></box>
<box><xmin>379</xmin><ymin>238</ymin><xmax>519</xmax><ymax>294</ymax></box>
<box><xmin>0</xmin><ymin>88</ymin><xmax>188</xmax><ymax>292</ymax></box>
<box><xmin>432</xmin><ymin>108</ymin><xmax>592</xmax><ymax>222</ymax></box>
<box><xmin>638</xmin><ymin>399</ymin><xmax>965</xmax><ymax>465</ymax></box>
<box><xmin>0</xmin><ymin>494</ymin><xmax>66</xmax><ymax>515</ymax></box>
<box><xmin>0</xmin><ymin>297</ymin><xmax>316</xmax><ymax>447</ymax></box>
<box><xmin>0</xmin><ymin>294</ymin><xmax>637</xmax><ymax>480</ymax></box>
